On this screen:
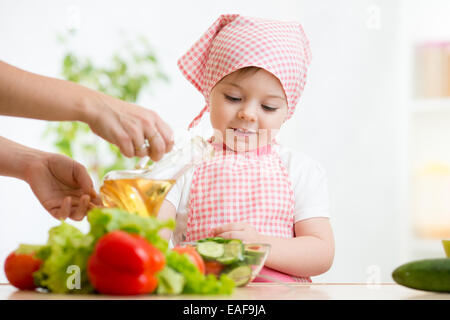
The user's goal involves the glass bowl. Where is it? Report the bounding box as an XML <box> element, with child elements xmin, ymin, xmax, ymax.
<box><xmin>181</xmin><ymin>240</ymin><xmax>271</xmax><ymax>286</ymax></box>
<box><xmin>242</xmin><ymin>243</ymin><xmax>271</xmax><ymax>281</ymax></box>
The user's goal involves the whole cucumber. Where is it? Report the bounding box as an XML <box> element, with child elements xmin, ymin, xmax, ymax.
<box><xmin>392</xmin><ymin>258</ymin><xmax>450</xmax><ymax>293</ymax></box>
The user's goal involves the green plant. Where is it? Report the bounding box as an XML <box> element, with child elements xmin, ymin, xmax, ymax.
<box><xmin>44</xmin><ymin>32</ymin><xmax>169</xmax><ymax>185</ymax></box>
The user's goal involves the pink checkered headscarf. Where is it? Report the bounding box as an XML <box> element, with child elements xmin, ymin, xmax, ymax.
<box><xmin>177</xmin><ymin>14</ymin><xmax>312</xmax><ymax>129</ymax></box>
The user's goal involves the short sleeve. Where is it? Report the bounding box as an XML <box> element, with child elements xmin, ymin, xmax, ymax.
<box><xmin>278</xmin><ymin>147</ymin><xmax>331</xmax><ymax>222</ymax></box>
<box><xmin>293</xmin><ymin>161</ymin><xmax>331</xmax><ymax>222</ymax></box>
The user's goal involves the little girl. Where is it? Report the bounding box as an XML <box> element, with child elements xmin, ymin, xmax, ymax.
<box><xmin>157</xmin><ymin>14</ymin><xmax>334</xmax><ymax>283</ymax></box>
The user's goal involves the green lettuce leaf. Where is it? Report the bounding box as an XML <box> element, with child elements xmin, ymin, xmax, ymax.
<box><xmin>30</xmin><ymin>207</ymin><xmax>234</xmax><ymax>295</ymax></box>
<box><xmin>33</xmin><ymin>222</ymin><xmax>95</xmax><ymax>294</ymax></box>
<box><xmin>33</xmin><ymin>208</ymin><xmax>175</xmax><ymax>294</ymax></box>
<box><xmin>165</xmin><ymin>250</ymin><xmax>235</xmax><ymax>295</ymax></box>
<box><xmin>156</xmin><ymin>266</ymin><xmax>185</xmax><ymax>295</ymax></box>
<box><xmin>88</xmin><ymin>208</ymin><xmax>235</xmax><ymax>294</ymax></box>
<box><xmin>15</xmin><ymin>244</ymin><xmax>45</xmax><ymax>255</ymax></box>
<box><xmin>87</xmin><ymin>207</ymin><xmax>175</xmax><ymax>252</ymax></box>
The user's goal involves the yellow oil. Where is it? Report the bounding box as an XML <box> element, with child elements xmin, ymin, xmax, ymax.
<box><xmin>100</xmin><ymin>179</ymin><xmax>175</xmax><ymax>217</ymax></box>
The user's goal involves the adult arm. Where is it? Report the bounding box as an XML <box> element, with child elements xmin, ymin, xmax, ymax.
<box><xmin>0</xmin><ymin>136</ymin><xmax>102</xmax><ymax>221</ymax></box>
<box><xmin>0</xmin><ymin>61</ymin><xmax>173</xmax><ymax>160</ymax></box>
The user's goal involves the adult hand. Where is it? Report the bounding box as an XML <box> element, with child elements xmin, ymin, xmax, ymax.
<box><xmin>0</xmin><ymin>62</ymin><xmax>174</xmax><ymax>162</ymax></box>
<box><xmin>24</xmin><ymin>152</ymin><xmax>102</xmax><ymax>221</ymax></box>
<box><xmin>85</xmin><ymin>96</ymin><xmax>174</xmax><ymax>161</ymax></box>
<box><xmin>212</xmin><ymin>222</ymin><xmax>262</xmax><ymax>243</ymax></box>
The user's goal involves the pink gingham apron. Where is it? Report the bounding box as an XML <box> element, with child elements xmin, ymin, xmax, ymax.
<box><xmin>184</xmin><ymin>140</ymin><xmax>311</xmax><ymax>283</ymax></box>
<box><xmin>178</xmin><ymin>14</ymin><xmax>312</xmax><ymax>283</ymax></box>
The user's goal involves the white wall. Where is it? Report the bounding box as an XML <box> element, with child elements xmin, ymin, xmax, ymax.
<box><xmin>2</xmin><ymin>0</ymin><xmax>446</xmax><ymax>285</ymax></box>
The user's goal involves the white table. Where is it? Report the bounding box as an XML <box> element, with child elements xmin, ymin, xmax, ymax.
<box><xmin>1</xmin><ymin>282</ymin><xmax>449</xmax><ymax>300</ymax></box>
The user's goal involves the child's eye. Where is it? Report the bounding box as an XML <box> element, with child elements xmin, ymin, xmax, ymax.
<box><xmin>262</xmin><ymin>105</ymin><xmax>278</xmax><ymax>112</ymax></box>
<box><xmin>224</xmin><ymin>94</ymin><xmax>241</xmax><ymax>102</ymax></box>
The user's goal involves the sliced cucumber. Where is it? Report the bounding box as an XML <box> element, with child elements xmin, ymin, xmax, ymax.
<box><xmin>244</xmin><ymin>246</ymin><xmax>265</xmax><ymax>264</ymax></box>
<box><xmin>243</xmin><ymin>254</ymin><xmax>261</xmax><ymax>265</ymax></box>
<box><xmin>197</xmin><ymin>237</ymin><xmax>228</xmax><ymax>243</ymax></box>
<box><xmin>217</xmin><ymin>241</ymin><xmax>244</xmax><ymax>265</ymax></box>
<box><xmin>196</xmin><ymin>241</ymin><xmax>225</xmax><ymax>260</ymax></box>
<box><xmin>226</xmin><ymin>265</ymin><xmax>252</xmax><ymax>287</ymax></box>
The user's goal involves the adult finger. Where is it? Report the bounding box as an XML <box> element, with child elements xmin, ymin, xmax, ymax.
<box><xmin>69</xmin><ymin>194</ymin><xmax>90</xmax><ymax>221</ymax></box>
<box><xmin>88</xmin><ymin>201</ymin><xmax>103</xmax><ymax>209</ymax></box>
<box><xmin>72</xmin><ymin>161</ymin><xmax>96</xmax><ymax>197</ymax></box>
<box><xmin>126</xmin><ymin>123</ymin><xmax>148</xmax><ymax>158</ymax></box>
<box><xmin>53</xmin><ymin>196</ymin><xmax>72</xmax><ymax>221</ymax></box>
<box><xmin>113</xmin><ymin>126</ymin><xmax>135</xmax><ymax>158</ymax></box>
<box><xmin>155</xmin><ymin>117</ymin><xmax>174</xmax><ymax>153</ymax></box>
<box><xmin>134</xmin><ymin>138</ymin><xmax>149</xmax><ymax>158</ymax></box>
<box><xmin>90</xmin><ymin>194</ymin><xmax>103</xmax><ymax>206</ymax></box>
<box><xmin>145</xmin><ymin>125</ymin><xmax>166</xmax><ymax>161</ymax></box>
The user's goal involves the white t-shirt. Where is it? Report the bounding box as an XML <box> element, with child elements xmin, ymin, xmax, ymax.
<box><xmin>160</xmin><ymin>144</ymin><xmax>331</xmax><ymax>246</ymax></box>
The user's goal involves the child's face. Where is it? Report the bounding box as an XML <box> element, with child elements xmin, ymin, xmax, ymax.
<box><xmin>209</xmin><ymin>68</ymin><xmax>288</xmax><ymax>152</ymax></box>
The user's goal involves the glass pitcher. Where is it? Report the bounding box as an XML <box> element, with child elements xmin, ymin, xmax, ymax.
<box><xmin>99</xmin><ymin>132</ymin><xmax>214</xmax><ymax>217</ymax></box>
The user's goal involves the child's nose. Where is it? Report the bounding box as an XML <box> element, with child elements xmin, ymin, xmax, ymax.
<box><xmin>237</xmin><ymin>106</ymin><xmax>257</xmax><ymax>122</ymax></box>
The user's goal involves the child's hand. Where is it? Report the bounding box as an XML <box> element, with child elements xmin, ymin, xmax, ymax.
<box><xmin>212</xmin><ymin>222</ymin><xmax>262</xmax><ymax>243</ymax></box>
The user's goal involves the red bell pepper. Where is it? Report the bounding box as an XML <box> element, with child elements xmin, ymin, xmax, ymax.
<box><xmin>87</xmin><ymin>230</ymin><xmax>165</xmax><ymax>295</ymax></box>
